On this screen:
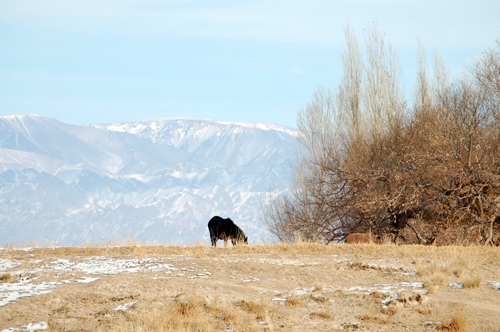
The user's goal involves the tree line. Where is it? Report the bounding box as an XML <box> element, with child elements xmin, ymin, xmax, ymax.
<box><xmin>263</xmin><ymin>25</ymin><xmax>500</xmax><ymax>245</ymax></box>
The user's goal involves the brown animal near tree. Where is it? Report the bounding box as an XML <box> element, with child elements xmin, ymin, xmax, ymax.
<box><xmin>345</xmin><ymin>232</ymin><xmax>382</xmax><ymax>244</ymax></box>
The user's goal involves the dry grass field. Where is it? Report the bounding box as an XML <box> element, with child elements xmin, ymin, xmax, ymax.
<box><xmin>1</xmin><ymin>243</ymin><xmax>500</xmax><ymax>331</ymax></box>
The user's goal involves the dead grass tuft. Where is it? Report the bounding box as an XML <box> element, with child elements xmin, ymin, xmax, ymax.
<box><xmin>383</xmin><ymin>303</ymin><xmax>398</xmax><ymax>316</ymax></box>
<box><xmin>235</xmin><ymin>299</ymin><xmax>269</xmax><ymax>315</ymax></box>
<box><xmin>107</xmin><ymin>295</ymin><xmax>263</xmax><ymax>332</ymax></box>
<box><xmin>119</xmin><ymin>305</ymin><xmax>214</xmax><ymax>332</ymax></box>
<box><xmin>370</xmin><ymin>291</ymin><xmax>389</xmax><ymax>300</ymax></box>
<box><xmin>310</xmin><ymin>311</ymin><xmax>332</xmax><ymax>319</ymax></box>
<box><xmin>416</xmin><ymin>258</ymin><xmax>447</xmax><ymax>277</ymax></box>
<box><xmin>424</xmin><ymin>281</ymin><xmax>440</xmax><ymax>294</ymax></box>
<box><xmin>453</xmin><ymin>266</ymin><xmax>465</xmax><ymax>278</ymax></box>
<box><xmin>461</xmin><ymin>274</ymin><xmax>482</xmax><ymax>289</ymax></box>
<box><xmin>397</xmin><ymin>291</ymin><xmax>422</xmax><ymax>304</ymax></box>
<box><xmin>423</xmin><ymin>271</ymin><xmax>447</xmax><ymax>294</ymax></box>
<box><xmin>284</xmin><ymin>294</ymin><xmax>305</xmax><ymax>307</ymax></box>
<box><xmin>414</xmin><ymin>249</ymin><xmax>489</xmax><ymax>294</ymax></box>
<box><xmin>437</xmin><ymin>310</ymin><xmax>469</xmax><ymax>332</ymax></box>
<box><xmin>174</xmin><ymin>295</ymin><xmax>206</xmax><ymax>317</ymax></box>
<box><xmin>206</xmin><ymin>304</ymin><xmax>238</xmax><ymax>323</ymax></box>
<box><xmin>0</xmin><ymin>273</ymin><xmax>16</xmax><ymax>283</ymax></box>
<box><xmin>359</xmin><ymin>314</ymin><xmax>391</xmax><ymax>324</ymax></box>
<box><xmin>309</xmin><ymin>294</ymin><xmax>328</xmax><ymax>303</ymax></box>
<box><xmin>313</xmin><ymin>282</ymin><xmax>325</xmax><ymax>292</ymax></box>
<box><xmin>417</xmin><ymin>305</ymin><xmax>432</xmax><ymax>316</ymax></box>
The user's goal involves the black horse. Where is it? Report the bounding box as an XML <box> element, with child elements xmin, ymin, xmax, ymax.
<box><xmin>208</xmin><ymin>216</ymin><xmax>248</xmax><ymax>247</ymax></box>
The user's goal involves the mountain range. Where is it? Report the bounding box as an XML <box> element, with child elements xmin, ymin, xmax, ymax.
<box><xmin>0</xmin><ymin>115</ymin><xmax>297</xmax><ymax>245</ymax></box>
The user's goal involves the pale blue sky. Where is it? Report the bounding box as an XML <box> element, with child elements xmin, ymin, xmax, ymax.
<box><xmin>1</xmin><ymin>1</ymin><xmax>499</xmax><ymax>128</ymax></box>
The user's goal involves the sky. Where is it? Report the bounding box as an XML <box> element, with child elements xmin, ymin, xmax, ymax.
<box><xmin>1</xmin><ymin>1</ymin><xmax>499</xmax><ymax>128</ymax></box>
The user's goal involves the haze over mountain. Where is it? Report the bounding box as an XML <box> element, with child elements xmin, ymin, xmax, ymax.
<box><xmin>0</xmin><ymin>115</ymin><xmax>297</xmax><ymax>245</ymax></box>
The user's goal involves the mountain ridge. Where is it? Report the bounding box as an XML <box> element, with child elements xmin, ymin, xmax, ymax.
<box><xmin>0</xmin><ymin>114</ymin><xmax>297</xmax><ymax>245</ymax></box>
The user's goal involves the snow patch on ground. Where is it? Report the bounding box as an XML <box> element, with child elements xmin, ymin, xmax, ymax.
<box><xmin>1</xmin><ymin>321</ymin><xmax>48</xmax><ymax>332</ymax></box>
<box><xmin>345</xmin><ymin>281</ymin><xmax>425</xmax><ymax>298</ymax></box>
<box><xmin>0</xmin><ymin>276</ymin><xmax>59</xmax><ymax>307</ymax></box>
<box><xmin>0</xmin><ymin>256</ymin><xmax>201</xmax><ymax>307</ymax></box>
<box><xmin>46</xmin><ymin>257</ymin><xmax>178</xmax><ymax>275</ymax></box>
<box><xmin>485</xmin><ymin>280</ymin><xmax>500</xmax><ymax>290</ymax></box>
<box><xmin>113</xmin><ymin>301</ymin><xmax>137</xmax><ymax>312</ymax></box>
<box><xmin>0</xmin><ymin>260</ymin><xmax>20</xmax><ymax>271</ymax></box>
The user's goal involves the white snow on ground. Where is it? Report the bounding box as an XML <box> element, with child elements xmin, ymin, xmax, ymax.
<box><xmin>0</xmin><ymin>256</ymin><xmax>182</xmax><ymax>308</ymax></box>
<box><xmin>0</xmin><ymin>260</ymin><xmax>20</xmax><ymax>271</ymax></box>
<box><xmin>1</xmin><ymin>321</ymin><xmax>48</xmax><ymax>332</ymax></box>
<box><xmin>46</xmin><ymin>257</ymin><xmax>178</xmax><ymax>275</ymax></box>
<box><xmin>75</xmin><ymin>277</ymin><xmax>100</xmax><ymax>284</ymax></box>
<box><xmin>449</xmin><ymin>282</ymin><xmax>464</xmax><ymax>289</ymax></box>
<box><xmin>0</xmin><ymin>276</ymin><xmax>59</xmax><ymax>307</ymax></box>
<box><xmin>485</xmin><ymin>280</ymin><xmax>500</xmax><ymax>290</ymax></box>
<box><xmin>113</xmin><ymin>301</ymin><xmax>137</xmax><ymax>312</ymax></box>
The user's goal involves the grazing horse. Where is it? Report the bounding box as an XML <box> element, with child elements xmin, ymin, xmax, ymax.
<box><xmin>345</xmin><ymin>232</ymin><xmax>382</xmax><ymax>244</ymax></box>
<box><xmin>208</xmin><ymin>216</ymin><xmax>248</xmax><ymax>247</ymax></box>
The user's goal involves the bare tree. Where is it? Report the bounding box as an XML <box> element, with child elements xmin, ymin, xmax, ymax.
<box><xmin>262</xmin><ymin>89</ymin><xmax>341</xmax><ymax>243</ymax></box>
<box><xmin>263</xmin><ymin>26</ymin><xmax>500</xmax><ymax>245</ymax></box>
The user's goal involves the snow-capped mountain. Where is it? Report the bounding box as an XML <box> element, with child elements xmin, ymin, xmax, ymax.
<box><xmin>0</xmin><ymin>115</ymin><xmax>297</xmax><ymax>245</ymax></box>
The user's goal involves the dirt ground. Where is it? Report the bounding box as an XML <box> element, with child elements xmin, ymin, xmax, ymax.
<box><xmin>1</xmin><ymin>244</ymin><xmax>499</xmax><ymax>331</ymax></box>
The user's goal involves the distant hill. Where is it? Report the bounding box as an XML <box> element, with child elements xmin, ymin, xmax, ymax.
<box><xmin>0</xmin><ymin>115</ymin><xmax>297</xmax><ymax>245</ymax></box>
